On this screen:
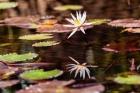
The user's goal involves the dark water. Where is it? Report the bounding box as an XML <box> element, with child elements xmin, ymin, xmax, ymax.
<box><xmin>1</xmin><ymin>25</ymin><xmax>140</xmax><ymax>93</ymax></box>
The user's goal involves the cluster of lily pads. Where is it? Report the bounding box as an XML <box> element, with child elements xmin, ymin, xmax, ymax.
<box><xmin>1</xmin><ymin>1</ymin><xmax>140</xmax><ymax>93</ymax></box>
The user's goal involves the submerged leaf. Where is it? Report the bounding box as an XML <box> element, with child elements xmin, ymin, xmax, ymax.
<box><xmin>32</xmin><ymin>41</ymin><xmax>60</xmax><ymax>47</ymax></box>
<box><xmin>0</xmin><ymin>80</ymin><xmax>19</xmax><ymax>88</ymax></box>
<box><xmin>108</xmin><ymin>19</ymin><xmax>140</xmax><ymax>28</ymax></box>
<box><xmin>89</xmin><ymin>19</ymin><xmax>110</xmax><ymax>25</ymax></box>
<box><xmin>20</xmin><ymin>69</ymin><xmax>63</xmax><ymax>81</ymax></box>
<box><xmin>0</xmin><ymin>53</ymin><xmax>38</xmax><ymax>63</ymax></box>
<box><xmin>0</xmin><ymin>2</ymin><xmax>18</xmax><ymax>9</ymax></box>
<box><xmin>19</xmin><ymin>34</ymin><xmax>53</xmax><ymax>40</ymax></box>
<box><xmin>114</xmin><ymin>73</ymin><xmax>140</xmax><ymax>85</ymax></box>
<box><xmin>54</xmin><ymin>5</ymin><xmax>83</xmax><ymax>11</ymax></box>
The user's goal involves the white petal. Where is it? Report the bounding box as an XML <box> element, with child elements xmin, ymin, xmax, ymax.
<box><xmin>79</xmin><ymin>69</ymin><xmax>83</xmax><ymax>77</ymax></box>
<box><xmin>81</xmin><ymin>11</ymin><xmax>86</xmax><ymax>24</ymax></box>
<box><xmin>63</xmin><ymin>24</ymin><xmax>76</xmax><ymax>27</ymax></box>
<box><xmin>66</xmin><ymin>18</ymin><xmax>75</xmax><ymax>25</ymax></box>
<box><xmin>85</xmin><ymin>68</ymin><xmax>90</xmax><ymax>78</ymax></box>
<box><xmin>74</xmin><ymin>68</ymin><xmax>80</xmax><ymax>78</ymax></box>
<box><xmin>80</xmin><ymin>27</ymin><xmax>86</xmax><ymax>34</ymax></box>
<box><xmin>82</xmin><ymin>69</ymin><xmax>86</xmax><ymax>79</ymax></box>
<box><xmin>76</xmin><ymin>11</ymin><xmax>79</xmax><ymax>20</ymax></box>
<box><xmin>71</xmin><ymin>13</ymin><xmax>76</xmax><ymax>21</ymax></box>
<box><xmin>69</xmin><ymin>56</ymin><xmax>80</xmax><ymax>64</ymax></box>
<box><xmin>79</xmin><ymin>11</ymin><xmax>82</xmax><ymax>20</ymax></box>
<box><xmin>67</xmin><ymin>28</ymin><xmax>78</xmax><ymax>39</ymax></box>
<box><xmin>69</xmin><ymin>67</ymin><xmax>77</xmax><ymax>74</ymax></box>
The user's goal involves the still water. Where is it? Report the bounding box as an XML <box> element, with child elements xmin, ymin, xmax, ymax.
<box><xmin>0</xmin><ymin>25</ymin><xmax>140</xmax><ymax>93</ymax></box>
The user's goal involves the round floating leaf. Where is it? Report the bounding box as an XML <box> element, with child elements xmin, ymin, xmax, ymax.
<box><xmin>0</xmin><ymin>53</ymin><xmax>38</xmax><ymax>63</ymax></box>
<box><xmin>37</xmin><ymin>24</ymin><xmax>72</xmax><ymax>33</ymax></box>
<box><xmin>108</xmin><ymin>19</ymin><xmax>140</xmax><ymax>28</ymax></box>
<box><xmin>16</xmin><ymin>80</ymin><xmax>105</xmax><ymax>93</ymax></box>
<box><xmin>0</xmin><ymin>80</ymin><xmax>19</xmax><ymax>88</ymax></box>
<box><xmin>123</xmin><ymin>28</ymin><xmax>140</xmax><ymax>33</ymax></box>
<box><xmin>19</xmin><ymin>34</ymin><xmax>53</xmax><ymax>40</ymax></box>
<box><xmin>0</xmin><ymin>2</ymin><xmax>18</xmax><ymax>9</ymax></box>
<box><xmin>32</xmin><ymin>41</ymin><xmax>60</xmax><ymax>47</ymax></box>
<box><xmin>113</xmin><ymin>73</ymin><xmax>140</xmax><ymax>85</ymax></box>
<box><xmin>89</xmin><ymin>19</ymin><xmax>110</xmax><ymax>25</ymax></box>
<box><xmin>54</xmin><ymin>5</ymin><xmax>83</xmax><ymax>11</ymax></box>
<box><xmin>20</xmin><ymin>69</ymin><xmax>63</xmax><ymax>81</ymax></box>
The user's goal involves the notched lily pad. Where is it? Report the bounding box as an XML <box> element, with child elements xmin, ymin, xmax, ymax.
<box><xmin>0</xmin><ymin>53</ymin><xmax>38</xmax><ymax>63</ymax></box>
<box><xmin>108</xmin><ymin>19</ymin><xmax>140</xmax><ymax>28</ymax></box>
<box><xmin>113</xmin><ymin>72</ymin><xmax>140</xmax><ymax>85</ymax></box>
<box><xmin>19</xmin><ymin>34</ymin><xmax>53</xmax><ymax>40</ymax></box>
<box><xmin>32</xmin><ymin>41</ymin><xmax>60</xmax><ymax>47</ymax></box>
<box><xmin>20</xmin><ymin>69</ymin><xmax>63</xmax><ymax>81</ymax></box>
<box><xmin>54</xmin><ymin>5</ymin><xmax>83</xmax><ymax>11</ymax></box>
<box><xmin>0</xmin><ymin>2</ymin><xmax>18</xmax><ymax>9</ymax></box>
<box><xmin>89</xmin><ymin>19</ymin><xmax>110</xmax><ymax>25</ymax></box>
<box><xmin>0</xmin><ymin>80</ymin><xmax>19</xmax><ymax>88</ymax></box>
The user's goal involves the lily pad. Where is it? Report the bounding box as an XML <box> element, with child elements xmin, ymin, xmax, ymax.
<box><xmin>113</xmin><ymin>73</ymin><xmax>140</xmax><ymax>85</ymax></box>
<box><xmin>37</xmin><ymin>24</ymin><xmax>92</xmax><ymax>33</ymax></box>
<box><xmin>54</xmin><ymin>5</ymin><xmax>83</xmax><ymax>11</ymax></box>
<box><xmin>123</xmin><ymin>28</ymin><xmax>140</xmax><ymax>33</ymax></box>
<box><xmin>19</xmin><ymin>34</ymin><xmax>53</xmax><ymax>40</ymax></box>
<box><xmin>108</xmin><ymin>19</ymin><xmax>140</xmax><ymax>28</ymax></box>
<box><xmin>20</xmin><ymin>69</ymin><xmax>63</xmax><ymax>81</ymax></box>
<box><xmin>0</xmin><ymin>2</ymin><xmax>18</xmax><ymax>9</ymax></box>
<box><xmin>32</xmin><ymin>41</ymin><xmax>60</xmax><ymax>47</ymax></box>
<box><xmin>0</xmin><ymin>53</ymin><xmax>38</xmax><ymax>63</ymax></box>
<box><xmin>37</xmin><ymin>24</ymin><xmax>72</xmax><ymax>33</ymax></box>
<box><xmin>0</xmin><ymin>80</ymin><xmax>19</xmax><ymax>88</ymax></box>
<box><xmin>89</xmin><ymin>19</ymin><xmax>110</xmax><ymax>25</ymax></box>
<box><xmin>16</xmin><ymin>80</ymin><xmax>105</xmax><ymax>93</ymax></box>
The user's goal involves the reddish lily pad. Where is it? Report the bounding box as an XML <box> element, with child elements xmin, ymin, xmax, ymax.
<box><xmin>16</xmin><ymin>80</ymin><xmax>105</xmax><ymax>93</ymax></box>
<box><xmin>102</xmin><ymin>42</ymin><xmax>140</xmax><ymax>53</ymax></box>
<box><xmin>37</xmin><ymin>24</ymin><xmax>93</xmax><ymax>33</ymax></box>
<box><xmin>0</xmin><ymin>80</ymin><xmax>19</xmax><ymax>88</ymax></box>
<box><xmin>0</xmin><ymin>16</ymin><xmax>55</xmax><ymax>29</ymax></box>
<box><xmin>108</xmin><ymin>19</ymin><xmax>140</xmax><ymax>28</ymax></box>
<box><xmin>123</xmin><ymin>28</ymin><xmax>140</xmax><ymax>33</ymax></box>
<box><xmin>0</xmin><ymin>62</ymin><xmax>19</xmax><ymax>79</ymax></box>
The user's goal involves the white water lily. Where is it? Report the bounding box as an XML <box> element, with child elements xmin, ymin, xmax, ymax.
<box><xmin>64</xmin><ymin>11</ymin><xmax>92</xmax><ymax>39</ymax></box>
<box><xmin>67</xmin><ymin>56</ymin><xmax>97</xmax><ymax>79</ymax></box>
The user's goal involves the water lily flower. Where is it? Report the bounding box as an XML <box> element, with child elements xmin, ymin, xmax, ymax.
<box><xmin>67</xmin><ymin>56</ymin><xmax>97</xmax><ymax>79</ymax></box>
<box><xmin>64</xmin><ymin>11</ymin><xmax>92</xmax><ymax>39</ymax></box>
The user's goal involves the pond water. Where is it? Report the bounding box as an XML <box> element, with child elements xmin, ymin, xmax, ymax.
<box><xmin>1</xmin><ymin>24</ymin><xmax>140</xmax><ymax>93</ymax></box>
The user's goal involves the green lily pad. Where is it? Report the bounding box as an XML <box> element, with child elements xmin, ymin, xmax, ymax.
<box><xmin>54</xmin><ymin>5</ymin><xmax>83</xmax><ymax>11</ymax></box>
<box><xmin>89</xmin><ymin>19</ymin><xmax>110</xmax><ymax>25</ymax></box>
<box><xmin>0</xmin><ymin>2</ymin><xmax>18</xmax><ymax>9</ymax></box>
<box><xmin>32</xmin><ymin>41</ymin><xmax>60</xmax><ymax>47</ymax></box>
<box><xmin>19</xmin><ymin>34</ymin><xmax>53</xmax><ymax>40</ymax></box>
<box><xmin>20</xmin><ymin>69</ymin><xmax>63</xmax><ymax>81</ymax></box>
<box><xmin>0</xmin><ymin>53</ymin><xmax>38</xmax><ymax>63</ymax></box>
<box><xmin>113</xmin><ymin>73</ymin><xmax>140</xmax><ymax>85</ymax></box>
